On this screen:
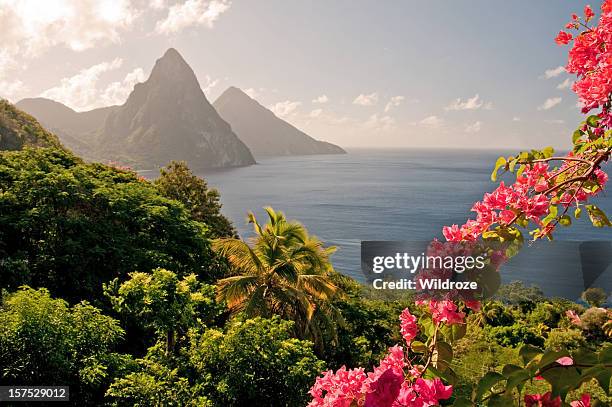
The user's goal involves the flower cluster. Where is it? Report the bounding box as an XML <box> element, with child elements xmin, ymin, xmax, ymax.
<box><xmin>308</xmin><ymin>314</ymin><xmax>453</xmax><ymax>406</ymax></box>
<box><xmin>416</xmin><ymin>299</ymin><xmax>466</xmax><ymax>325</ymax></box>
<box><xmin>310</xmin><ymin>2</ymin><xmax>611</xmax><ymax>405</ymax></box>
<box><xmin>443</xmin><ymin>160</ymin><xmax>608</xmax><ymax>244</ymax></box>
<box><xmin>557</xmin><ymin>1</ymin><xmax>612</xmax><ymax>124</ymax></box>
<box><xmin>399</xmin><ymin>309</ymin><xmax>418</xmax><ymax>345</ymax></box>
<box><xmin>524</xmin><ymin>392</ymin><xmax>591</xmax><ymax>407</ymax></box>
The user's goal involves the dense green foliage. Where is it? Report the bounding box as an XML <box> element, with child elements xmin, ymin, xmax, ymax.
<box><xmin>0</xmin><ymin>104</ymin><xmax>609</xmax><ymax>405</ymax></box>
<box><xmin>0</xmin><ymin>99</ymin><xmax>63</xmax><ymax>151</ymax></box>
<box><xmin>155</xmin><ymin>161</ymin><xmax>236</xmax><ymax>238</ymax></box>
<box><xmin>107</xmin><ymin>317</ymin><xmax>324</xmax><ymax>407</ymax></box>
<box><xmin>105</xmin><ymin>268</ymin><xmax>224</xmax><ymax>354</ymax></box>
<box><xmin>0</xmin><ymin>148</ymin><xmax>222</xmax><ymax>303</ymax></box>
<box><xmin>0</xmin><ymin>288</ymin><xmax>133</xmax><ymax>404</ymax></box>
<box><xmin>582</xmin><ymin>287</ymin><xmax>609</xmax><ymax>308</ymax></box>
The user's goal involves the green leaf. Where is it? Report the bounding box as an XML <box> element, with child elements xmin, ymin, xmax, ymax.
<box><xmin>559</xmin><ymin>215</ymin><xmax>572</xmax><ymax>226</ymax></box>
<box><xmin>538</xmin><ymin>349</ymin><xmax>569</xmax><ymax>370</ymax></box>
<box><xmin>580</xmin><ymin>365</ymin><xmax>611</xmax><ymax>395</ymax></box>
<box><xmin>540</xmin><ymin>366</ymin><xmax>581</xmax><ymax>399</ymax></box>
<box><xmin>599</xmin><ymin>344</ymin><xmax>612</xmax><ymax>364</ymax></box>
<box><xmin>541</xmin><ymin>146</ymin><xmax>554</xmax><ymax>158</ymax></box>
<box><xmin>519</xmin><ymin>344</ymin><xmax>542</xmax><ymax>365</ymax></box>
<box><xmin>501</xmin><ymin>364</ymin><xmax>523</xmax><ymax>378</ymax></box>
<box><xmin>411</xmin><ymin>341</ymin><xmax>427</xmax><ymax>354</ymax></box>
<box><xmin>542</xmin><ymin>205</ymin><xmax>558</xmax><ymax>226</ymax></box>
<box><xmin>450</xmin><ymin>323</ymin><xmax>467</xmax><ymax>342</ymax></box>
<box><xmin>425</xmin><ymin>365</ymin><xmax>458</xmax><ymax>386</ymax></box>
<box><xmin>491</xmin><ymin>157</ymin><xmax>507</xmax><ymax>182</ymax></box>
<box><xmin>573</xmin><ymin>348</ymin><xmax>598</xmax><ymax>365</ymax></box>
<box><xmin>505</xmin><ymin>369</ymin><xmax>531</xmax><ymax>393</ymax></box>
<box><xmin>575</xmin><ymin>207</ymin><xmax>582</xmax><ymax>219</ymax></box>
<box><xmin>573</xmin><ymin>129</ymin><xmax>583</xmax><ymax>144</ymax></box>
<box><xmin>586</xmin><ymin>204</ymin><xmax>612</xmax><ymax>227</ymax></box>
<box><xmin>587</xmin><ymin>114</ymin><xmax>600</xmax><ymax>127</ymax></box>
<box><xmin>488</xmin><ymin>394</ymin><xmax>515</xmax><ymax>407</ymax></box>
<box><xmin>452</xmin><ymin>397</ymin><xmax>472</xmax><ymax>407</ymax></box>
<box><xmin>435</xmin><ymin>341</ymin><xmax>453</xmax><ymax>364</ymax></box>
<box><xmin>508</xmin><ymin>158</ymin><xmax>518</xmax><ymax>172</ymax></box>
<box><xmin>474</xmin><ymin>371</ymin><xmax>505</xmax><ymax>401</ymax></box>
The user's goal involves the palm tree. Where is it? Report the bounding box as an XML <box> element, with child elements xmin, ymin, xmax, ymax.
<box><xmin>213</xmin><ymin>207</ymin><xmax>342</xmax><ymax>346</ymax></box>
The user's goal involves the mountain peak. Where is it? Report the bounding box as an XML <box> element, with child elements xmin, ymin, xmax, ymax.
<box><xmin>149</xmin><ymin>48</ymin><xmax>196</xmax><ymax>84</ymax></box>
<box><xmin>220</xmin><ymin>86</ymin><xmax>251</xmax><ymax>100</ymax></box>
<box><xmin>213</xmin><ymin>86</ymin><xmax>346</xmax><ymax>158</ymax></box>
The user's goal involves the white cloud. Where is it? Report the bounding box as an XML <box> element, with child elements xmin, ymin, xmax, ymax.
<box><xmin>40</xmin><ymin>59</ymin><xmax>146</xmax><ymax>110</ymax></box>
<box><xmin>465</xmin><ymin>121</ymin><xmax>482</xmax><ymax>133</ymax></box>
<box><xmin>155</xmin><ymin>0</ymin><xmax>231</xmax><ymax>34</ymax></box>
<box><xmin>244</xmin><ymin>88</ymin><xmax>258</xmax><ymax>98</ymax></box>
<box><xmin>353</xmin><ymin>92</ymin><xmax>379</xmax><ymax>106</ymax></box>
<box><xmin>269</xmin><ymin>100</ymin><xmax>301</xmax><ymax>118</ymax></box>
<box><xmin>512</xmin><ymin>116</ymin><xmax>521</xmax><ymax>122</ymax></box>
<box><xmin>365</xmin><ymin>114</ymin><xmax>395</xmax><ymax>131</ymax></box>
<box><xmin>0</xmin><ymin>80</ymin><xmax>27</xmax><ymax>102</ymax></box>
<box><xmin>150</xmin><ymin>0</ymin><xmax>167</xmax><ymax>9</ymax></box>
<box><xmin>312</xmin><ymin>94</ymin><xmax>329</xmax><ymax>104</ymax></box>
<box><xmin>537</xmin><ymin>97</ymin><xmax>562</xmax><ymax>111</ymax></box>
<box><xmin>544</xmin><ymin>119</ymin><xmax>565</xmax><ymax>124</ymax></box>
<box><xmin>201</xmin><ymin>74</ymin><xmax>219</xmax><ymax>95</ymax></box>
<box><xmin>557</xmin><ymin>78</ymin><xmax>572</xmax><ymax>90</ymax></box>
<box><xmin>445</xmin><ymin>94</ymin><xmax>492</xmax><ymax>111</ymax></box>
<box><xmin>419</xmin><ymin>115</ymin><xmax>443</xmax><ymax>128</ymax></box>
<box><xmin>542</xmin><ymin>66</ymin><xmax>565</xmax><ymax>79</ymax></box>
<box><xmin>0</xmin><ymin>50</ymin><xmax>27</xmax><ymax>101</ymax></box>
<box><xmin>309</xmin><ymin>108</ymin><xmax>323</xmax><ymax>118</ymax></box>
<box><xmin>0</xmin><ymin>0</ymin><xmax>137</xmax><ymax>58</ymax></box>
<box><xmin>384</xmin><ymin>95</ymin><xmax>405</xmax><ymax>112</ymax></box>
<box><xmin>98</xmin><ymin>67</ymin><xmax>146</xmax><ymax>107</ymax></box>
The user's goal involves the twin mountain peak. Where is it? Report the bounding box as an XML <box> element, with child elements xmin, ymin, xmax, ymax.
<box><xmin>15</xmin><ymin>48</ymin><xmax>345</xmax><ymax>169</ymax></box>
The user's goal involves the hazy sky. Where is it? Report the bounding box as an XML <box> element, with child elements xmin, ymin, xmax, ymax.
<box><xmin>0</xmin><ymin>0</ymin><xmax>596</xmax><ymax>149</ymax></box>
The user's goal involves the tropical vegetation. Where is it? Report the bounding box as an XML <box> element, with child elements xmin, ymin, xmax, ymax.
<box><xmin>0</xmin><ymin>2</ymin><xmax>611</xmax><ymax>406</ymax></box>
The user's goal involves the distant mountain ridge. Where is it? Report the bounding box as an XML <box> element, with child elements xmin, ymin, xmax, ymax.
<box><xmin>213</xmin><ymin>87</ymin><xmax>345</xmax><ymax>158</ymax></box>
<box><xmin>16</xmin><ymin>49</ymin><xmax>345</xmax><ymax>168</ymax></box>
<box><xmin>0</xmin><ymin>99</ymin><xmax>63</xmax><ymax>151</ymax></box>
<box><xmin>17</xmin><ymin>48</ymin><xmax>255</xmax><ymax>170</ymax></box>
<box><xmin>16</xmin><ymin>98</ymin><xmax>115</xmax><ymax>158</ymax></box>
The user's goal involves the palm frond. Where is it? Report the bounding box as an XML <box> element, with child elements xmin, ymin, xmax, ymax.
<box><xmin>213</xmin><ymin>238</ymin><xmax>263</xmax><ymax>273</ymax></box>
<box><xmin>298</xmin><ymin>274</ymin><xmax>338</xmax><ymax>300</ymax></box>
<box><xmin>216</xmin><ymin>275</ymin><xmax>260</xmax><ymax>311</ymax></box>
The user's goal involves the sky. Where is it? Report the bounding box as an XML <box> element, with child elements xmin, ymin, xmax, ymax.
<box><xmin>0</xmin><ymin>0</ymin><xmax>598</xmax><ymax>149</ymax></box>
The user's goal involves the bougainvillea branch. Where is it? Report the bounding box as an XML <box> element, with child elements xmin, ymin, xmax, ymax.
<box><xmin>309</xmin><ymin>2</ymin><xmax>611</xmax><ymax>406</ymax></box>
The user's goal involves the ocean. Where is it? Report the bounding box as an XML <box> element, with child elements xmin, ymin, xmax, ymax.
<box><xmin>197</xmin><ymin>149</ymin><xmax>612</xmax><ymax>300</ymax></box>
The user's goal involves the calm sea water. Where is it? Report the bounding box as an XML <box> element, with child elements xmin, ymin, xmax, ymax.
<box><xmin>196</xmin><ymin>149</ymin><xmax>612</xmax><ymax>299</ymax></box>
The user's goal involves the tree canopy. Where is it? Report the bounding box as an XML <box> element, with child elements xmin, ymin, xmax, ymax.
<box><xmin>0</xmin><ymin>147</ymin><xmax>222</xmax><ymax>304</ymax></box>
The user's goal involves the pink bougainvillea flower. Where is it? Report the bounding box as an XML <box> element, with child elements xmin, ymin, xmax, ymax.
<box><xmin>399</xmin><ymin>309</ymin><xmax>418</xmax><ymax>346</ymax></box>
<box><xmin>555</xmin><ymin>30</ymin><xmax>573</xmax><ymax>44</ymax></box>
<box><xmin>308</xmin><ymin>366</ymin><xmax>367</xmax><ymax>407</ymax></box>
<box><xmin>585</xmin><ymin>4</ymin><xmax>595</xmax><ymax>21</ymax></box>
<box><xmin>464</xmin><ymin>299</ymin><xmax>482</xmax><ymax>312</ymax></box>
<box><xmin>570</xmin><ymin>394</ymin><xmax>591</xmax><ymax>407</ymax></box>
<box><xmin>525</xmin><ymin>392</ymin><xmax>562</xmax><ymax>407</ymax></box>
<box><xmin>363</xmin><ymin>368</ymin><xmax>403</xmax><ymax>407</ymax></box>
<box><xmin>412</xmin><ymin>377</ymin><xmax>453</xmax><ymax>406</ymax></box>
<box><xmin>556</xmin><ymin>356</ymin><xmax>573</xmax><ymax>366</ymax></box>
<box><xmin>566</xmin><ymin>310</ymin><xmax>582</xmax><ymax>325</ymax></box>
<box><xmin>442</xmin><ymin>224</ymin><xmax>462</xmax><ymax>242</ymax></box>
<box><xmin>429</xmin><ymin>300</ymin><xmax>465</xmax><ymax>325</ymax></box>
